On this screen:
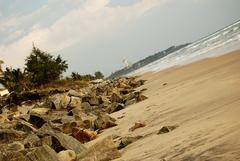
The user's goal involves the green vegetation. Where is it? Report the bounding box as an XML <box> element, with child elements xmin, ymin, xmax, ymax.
<box><xmin>71</xmin><ymin>71</ymin><xmax>104</xmax><ymax>81</ymax></box>
<box><xmin>94</xmin><ymin>71</ymin><xmax>104</xmax><ymax>79</ymax></box>
<box><xmin>0</xmin><ymin>68</ymin><xmax>30</xmax><ymax>92</ymax></box>
<box><xmin>25</xmin><ymin>46</ymin><xmax>68</xmax><ymax>85</ymax></box>
<box><xmin>0</xmin><ymin>45</ymin><xmax>104</xmax><ymax>93</ymax></box>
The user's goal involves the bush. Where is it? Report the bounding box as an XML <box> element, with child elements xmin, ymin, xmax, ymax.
<box><xmin>71</xmin><ymin>72</ymin><xmax>82</xmax><ymax>81</ymax></box>
<box><xmin>0</xmin><ymin>46</ymin><xmax>68</xmax><ymax>92</ymax></box>
<box><xmin>25</xmin><ymin>46</ymin><xmax>68</xmax><ymax>85</ymax></box>
<box><xmin>94</xmin><ymin>71</ymin><xmax>104</xmax><ymax>79</ymax></box>
<box><xmin>0</xmin><ymin>68</ymin><xmax>30</xmax><ymax>92</ymax></box>
<box><xmin>71</xmin><ymin>72</ymin><xmax>99</xmax><ymax>81</ymax></box>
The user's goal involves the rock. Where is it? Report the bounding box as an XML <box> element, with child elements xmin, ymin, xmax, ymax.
<box><xmin>68</xmin><ymin>89</ymin><xmax>82</xmax><ymax>97</ymax></box>
<box><xmin>140</xmin><ymin>88</ymin><xmax>147</xmax><ymax>92</ymax></box>
<box><xmin>72</xmin><ymin>128</ymin><xmax>97</xmax><ymax>144</ymax></box>
<box><xmin>31</xmin><ymin>108</ymin><xmax>50</xmax><ymax>115</ymax></box>
<box><xmin>51</xmin><ymin>132</ymin><xmax>87</xmax><ymax>154</ymax></box>
<box><xmin>94</xmin><ymin>114</ymin><xmax>117</xmax><ymax>130</ymax></box>
<box><xmin>0</xmin><ymin>76</ymin><xmax>148</xmax><ymax>160</ymax></box>
<box><xmin>106</xmin><ymin>102</ymin><xmax>124</xmax><ymax>113</ymax></box>
<box><xmin>0</xmin><ymin>129</ymin><xmax>26</xmax><ymax>144</ymax></box>
<box><xmin>6</xmin><ymin>91</ymin><xmax>44</xmax><ymax>105</ymax></box>
<box><xmin>129</xmin><ymin>79</ymin><xmax>146</xmax><ymax>88</ymax></box>
<box><xmin>7</xmin><ymin>142</ymin><xmax>25</xmax><ymax>151</ymax></box>
<box><xmin>0</xmin><ymin>89</ymin><xmax>9</xmax><ymax>97</ymax></box>
<box><xmin>82</xmin><ymin>95</ymin><xmax>99</xmax><ymax>106</ymax></box>
<box><xmin>17</xmin><ymin>104</ymin><xmax>34</xmax><ymax>116</ymax></box>
<box><xmin>89</xmin><ymin>96</ymin><xmax>99</xmax><ymax>106</ymax></box>
<box><xmin>15</xmin><ymin>119</ymin><xmax>38</xmax><ymax>133</ymax></box>
<box><xmin>28</xmin><ymin>114</ymin><xmax>47</xmax><ymax>129</ymax></box>
<box><xmin>26</xmin><ymin>145</ymin><xmax>61</xmax><ymax>161</ymax></box>
<box><xmin>119</xmin><ymin>88</ymin><xmax>132</xmax><ymax>95</ymax></box>
<box><xmin>157</xmin><ymin>125</ymin><xmax>178</xmax><ymax>134</ymax></box>
<box><xmin>124</xmin><ymin>92</ymin><xmax>136</xmax><ymax>102</ymax></box>
<box><xmin>137</xmin><ymin>94</ymin><xmax>148</xmax><ymax>102</ymax></box>
<box><xmin>69</xmin><ymin>96</ymin><xmax>81</xmax><ymax>108</ymax></box>
<box><xmin>129</xmin><ymin>122</ymin><xmax>146</xmax><ymax>132</ymax></box>
<box><xmin>51</xmin><ymin>94</ymin><xmax>71</xmax><ymax>110</ymax></box>
<box><xmin>0</xmin><ymin>114</ymin><xmax>10</xmax><ymax>123</ymax></box>
<box><xmin>41</xmin><ymin>136</ymin><xmax>52</xmax><ymax>147</ymax></box>
<box><xmin>118</xmin><ymin>136</ymin><xmax>143</xmax><ymax>149</ymax></box>
<box><xmin>0</xmin><ymin>151</ymin><xmax>26</xmax><ymax>161</ymax></box>
<box><xmin>23</xmin><ymin>134</ymin><xmax>41</xmax><ymax>148</ymax></box>
<box><xmin>72</xmin><ymin>109</ymin><xmax>97</xmax><ymax>129</ymax></box>
<box><xmin>77</xmin><ymin>136</ymin><xmax>121</xmax><ymax>161</ymax></box>
<box><xmin>81</xmin><ymin>102</ymin><xmax>91</xmax><ymax>111</ymax></box>
<box><xmin>99</xmin><ymin>96</ymin><xmax>111</xmax><ymax>107</ymax></box>
<box><xmin>62</xmin><ymin>121</ymin><xmax>79</xmax><ymax>134</ymax></box>
<box><xmin>57</xmin><ymin>150</ymin><xmax>76</xmax><ymax>161</ymax></box>
<box><xmin>125</xmin><ymin>98</ymin><xmax>137</xmax><ymax>106</ymax></box>
<box><xmin>91</xmin><ymin>79</ymin><xmax>104</xmax><ymax>84</ymax></box>
<box><xmin>110</xmin><ymin>92</ymin><xmax>123</xmax><ymax>103</ymax></box>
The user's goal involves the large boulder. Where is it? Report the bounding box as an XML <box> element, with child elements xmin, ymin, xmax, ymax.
<box><xmin>0</xmin><ymin>129</ymin><xmax>26</xmax><ymax>144</ymax></box>
<box><xmin>77</xmin><ymin>136</ymin><xmax>121</xmax><ymax>161</ymax></box>
<box><xmin>69</xmin><ymin>96</ymin><xmax>81</xmax><ymax>108</ymax></box>
<box><xmin>51</xmin><ymin>133</ymin><xmax>87</xmax><ymax>154</ymax></box>
<box><xmin>94</xmin><ymin>114</ymin><xmax>117</xmax><ymax>130</ymax></box>
<box><xmin>68</xmin><ymin>89</ymin><xmax>83</xmax><ymax>97</ymax></box>
<box><xmin>82</xmin><ymin>95</ymin><xmax>100</xmax><ymax>106</ymax></box>
<box><xmin>72</xmin><ymin>128</ymin><xmax>97</xmax><ymax>144</ymax></box>
<box><xmin>106</xmin><ymin>102</ymin><xmax>124</xmax><ymax>114</ymax></box>
<box><xmin>50</xmin><ymin>94</ymin><xmax>71</xmax><ymax>110</ymax></box>
<box><xmin>57</xmin><ymin>150</ymin><xmax>76</xmax><ymax>161</ymax></box>
<box><xmin>110</xmin><ymin>92</ymin><xmax>123</xmax><ymax>103</ymax></box>
<box><xmin>26</xmin><ymin>145</ymin><xmax>61</xmax><ymax>161</ymax></box>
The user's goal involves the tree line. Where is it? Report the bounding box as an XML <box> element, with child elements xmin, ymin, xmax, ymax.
<box><xmin>0</xmin><ymin>46</ymin><xmax>104</xmax><ymax>92</ymax></box>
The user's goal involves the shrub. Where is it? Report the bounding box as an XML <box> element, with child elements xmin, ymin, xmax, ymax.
<box><xmin>25</xmin><ymin>46</ymin><xmax>68</xmax><ymax>85</ymax></box>
<box><xmin>0</xmin><ymin>68</ymin><xmax>30</xmax><ymax>92</ymax></box>
<box><xmin>94</xmin><ymin>71</ymin><xmax>104</xmax><ymax>79</ymax></box>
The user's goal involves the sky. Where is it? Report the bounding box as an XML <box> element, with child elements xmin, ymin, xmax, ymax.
<box><xmin>0</xmin><ymin>0</ymin><xmax>240</xmax><ymax>76</ymax></box>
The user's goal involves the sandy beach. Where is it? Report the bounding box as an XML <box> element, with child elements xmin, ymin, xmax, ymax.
<box><xmin>88</xmin><ymin>50</ymin><xmax>240</xmax><ymax>161</ymax></box>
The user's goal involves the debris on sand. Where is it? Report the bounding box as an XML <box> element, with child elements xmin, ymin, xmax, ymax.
<box><xmin>157</xmin><ymin>125</ymin><xmax>179</xmax><ymax>134</ymax></box>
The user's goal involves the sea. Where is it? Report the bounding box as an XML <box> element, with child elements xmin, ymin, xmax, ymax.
<box><xmin>129</xmin><ymin>20</ymin><xmax>240</xmax><ymax>75</ymax></box>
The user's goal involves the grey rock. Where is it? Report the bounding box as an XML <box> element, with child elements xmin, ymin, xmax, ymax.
<box><xmin>125</xmin><ymin>98</ymin><xmax>137</xmax><ymax>106</ymax></box>
<box><xmin>26</xmin><ymin>145</ymin><xmax>61</xmax><ymax>161</ymax></box>
<box><xmin>7</xmin><ymin>142</ymin><xmax>25</xmax><ymax>152</ymax></box>
<box><xmin>77</xmin><ymin>136</ymin><xmax>121</xmax><ymax>161</ymax></box>
<box><xmin>57</xmin><ymin>150</ymin><xmax>76</xmax><ymax>161</ymax></box>
<box><xmin>51</xmin><ymin>132</ymin><xmax>87</xmax><ymax>154</ymax></box>
<box><xmin>51</xmin><ymin>94</ymin><xmax>70</xmax><ymax>110</ymax></box>
<box><xmin>157</xmin><ymin>125</ymin><xmax>179</xmax><ymax>134</ymax></box>
<box><xmin>94</xmin><ymin>114</ymin><xmax>117</xmax><ymax>130</ymax></box>
<box><xmin>118</xmin><ymin>136</ymin><xmax>143</xmax><ymax>149</ymax></box>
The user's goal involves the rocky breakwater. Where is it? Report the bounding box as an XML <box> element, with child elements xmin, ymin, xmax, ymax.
<box><xmin>0</xmin><ymin>77</ymin><xmax>147</xmax><ymax>161</ymax></box>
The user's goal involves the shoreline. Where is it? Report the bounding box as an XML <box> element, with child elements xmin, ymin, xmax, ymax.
<box><xmin>92</xmin><ymin>50</ymin><xmax>240</xmax><ymax>160</ymax></box>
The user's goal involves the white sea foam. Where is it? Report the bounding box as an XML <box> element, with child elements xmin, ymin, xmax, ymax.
<box><xmin>128</xmin><ymin>21</ymin><xmax>240</xmax><ymax>75</ymax></box>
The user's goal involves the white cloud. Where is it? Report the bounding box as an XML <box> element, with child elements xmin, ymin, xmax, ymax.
<box><xmin>0</xmin><ymin>0</ymin><xmax>167</xmax><ymax>68</ymax></box>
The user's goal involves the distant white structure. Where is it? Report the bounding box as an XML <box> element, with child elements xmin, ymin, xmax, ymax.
<box><xmin>122</xmin><ymin>59</ymin><xmax>130</xmax><ymax>69</ymax></box>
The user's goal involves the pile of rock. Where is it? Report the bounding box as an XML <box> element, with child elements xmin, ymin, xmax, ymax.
<box><xmin>0</xmin><ymin>77</ymin><xmax>147</xmax><ymax>161</ymax></box>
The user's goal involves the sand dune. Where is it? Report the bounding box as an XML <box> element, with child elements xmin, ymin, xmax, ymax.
<box><xmin>90</xmin><ymin>50</ymin><xmax>240</xmax><ymax>161</ymax></box>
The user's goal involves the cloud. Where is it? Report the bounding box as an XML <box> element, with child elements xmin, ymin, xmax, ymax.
<box><xmin>0</xmin><ymin>0</ymin><xmax>166</xmax><ymax>69</ymax></box>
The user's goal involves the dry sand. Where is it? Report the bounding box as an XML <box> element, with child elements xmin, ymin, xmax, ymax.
<box><xmin>91</xmin><ymin>50</ymin><xmax>240</xmax><ymax>161</ymax></box>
